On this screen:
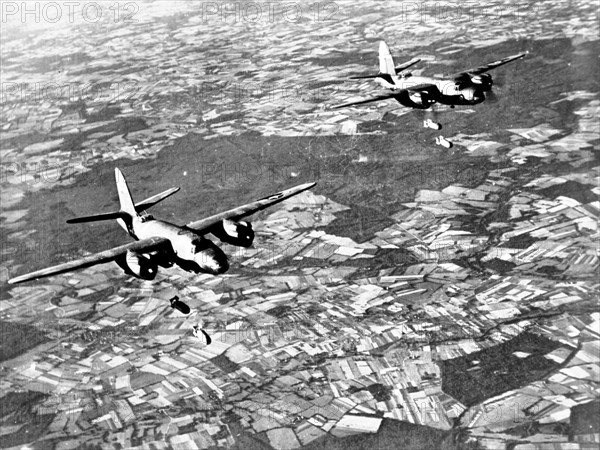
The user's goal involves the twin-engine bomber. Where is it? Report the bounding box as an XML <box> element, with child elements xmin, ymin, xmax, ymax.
<box><xmin>334</xmin><ymin>40</ymin><xmax>526</xmax><ymax>112</ymax></box>
<box><xmin>8</xmin><ymin>168</ymin><xmax>316</xmax><ymax>285</ymax></box>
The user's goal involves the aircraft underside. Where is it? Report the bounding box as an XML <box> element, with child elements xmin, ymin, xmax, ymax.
<box><xmin>115</xmin><ymin>237</ymin><xmax>229</xmax><ymax>280</ymax></box>
<box><xmin>394</xmin><ymin>88</ymin><xmax>486</xmax><ymax>109</ymax></box>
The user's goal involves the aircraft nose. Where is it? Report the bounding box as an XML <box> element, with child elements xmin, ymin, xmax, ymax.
<box><xmin>207</xmin><ymin>254</ymin><xmax>229</xmax><ymax>275</ymax></box>
<box><xmin>195</xmin><ymin>246</ymin><xmax>229</xmax><ymax>275</ymax></box>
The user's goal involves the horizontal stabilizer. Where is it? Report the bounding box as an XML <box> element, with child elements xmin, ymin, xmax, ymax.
<box><xmin>332</xmin><ymin>93</ymin><xmax>397</xmax><ymax>109</ymax></box>
<box><xmin>350</xmin><ymin>74</ymin><xmax>380</xmax><ymax>79</ymax></box>
<box><xmin>395</xmin><ymin>58</ymin><xmax>421</xmax><ymax>73</ymax></box>
<box><xmin>66</xmin><ymin>187</ymin><xmax>179</xmax><ymax>224</ymax></box>
<box><xmin>135</xmin><ymin>187</ymin><xmax>180</xmax><ymax>212</ymax></box>
<box><xmin>350</xmin><ymin>73</ymin><xmax>395</xmax><ymax>86</ymax></box>
<box><xmin>66</xmin><ymin>211</ymin><xmax>129</xmax><ymax>224</ymax></box>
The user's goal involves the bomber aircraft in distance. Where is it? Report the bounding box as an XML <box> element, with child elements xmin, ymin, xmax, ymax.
<box><xmin>8</xmin><ymin>168</ymin><xmax>316</xmax><ymax>285</ymax></box>
<box><xmin>333</xmin><ymin>40</ymin><xmax>526</xmax><ymax>115</ymax></box>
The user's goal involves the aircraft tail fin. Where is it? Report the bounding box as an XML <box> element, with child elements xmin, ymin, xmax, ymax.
<box><xmin>349</xmin><ymin>41</ymin><xmax>400</xmax><ymax>86</ymax></box>
<box><xmin>379</xmin><ymin>40</ymin><xmax>396</xmax><ymax>76</ymax></box>
<box><xmin>115</xmin><ymin>168</ymin><xmax>138</xmax><ymax>218</ymax></box>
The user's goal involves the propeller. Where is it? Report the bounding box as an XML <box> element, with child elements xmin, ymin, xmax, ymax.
<box><xmin>485</xmin><ymin>89</ymin><xmax>499</xmax><ymax>103</ymax></box>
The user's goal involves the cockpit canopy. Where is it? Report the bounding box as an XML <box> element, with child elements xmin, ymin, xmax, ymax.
<box><xmin>140</xmin><ymin>212</ymin><xmax>154</xmax><ymax>223</ymax></box>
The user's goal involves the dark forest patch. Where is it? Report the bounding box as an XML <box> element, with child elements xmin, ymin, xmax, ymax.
<box><xmin>440</xmin><ymin>332</ymin><xmax>561</xmax><ymax>406</ymax></box>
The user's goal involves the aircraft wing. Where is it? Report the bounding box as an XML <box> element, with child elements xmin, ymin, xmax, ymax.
<box><xmin>7</xmin><ymin>237</ymin><xmax>170</xmax><ymax>284</ymax></box>
<box><xmin>333</xmin><ymin>83</ymin><xmax>436</xmax><ymax>109</ymax></box>
<box><xmin>403</xmin><ymin>83</ymin><xmax>438</xmax><ymax>93</ymax></box>
<box><xmin>332</xmin><ymin>93</ymin><xmax>398</xmax><ymax>109</ymax></box>
<box><xmin>185</xmin><ymin>183</ymin><xmax>316</xmax><ymax>233</ymax></box>
<box><xmin>452</xmin><ymin>53</ymin><xmax>527</xmax><ymax>79</ymax></box>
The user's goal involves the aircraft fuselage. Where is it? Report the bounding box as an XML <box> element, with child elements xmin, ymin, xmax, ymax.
<box><xmin>126</xmin><ymin>216</ymin><xmax>229</xmax><ymax>275</ymax></box>
<box><xmin>377</xmin><ymin>75</ymin><xmax>485</xmax><ymax>108</ymax></box>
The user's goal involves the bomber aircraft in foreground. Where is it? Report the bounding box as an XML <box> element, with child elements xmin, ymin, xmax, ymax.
<box><xmin>8</xmin><ymin>168</ymin><xmax>316</xmax><ymax>285</ymax></box>
<box><xmin>334</xmin><ymin>40</ymin><xmax>526</xmax><ymax>115</ymax></box>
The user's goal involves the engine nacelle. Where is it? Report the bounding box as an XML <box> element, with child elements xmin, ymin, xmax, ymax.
<box><xmin>470</xmin><ymin>73</ymin><xmax>493</xmax><ymax>91</ymax></box>
<box><xmin>117</xmin><ymin>250</ymin><xmax>158</xmax><ymax>280</ymax></box>
<box><xmin>408</xmin><ymin>90</ymin><xmax>434</xmax><ymax>107</ymax></box>
<box><xmin>211</xmin><ymin>219</ymin><xmax>255</xmax><ymax>248</ymax></box>
<box><xmin>459</xmin><ymin>87</ymin><xmax>485</xmax><ymax>104</ymax></box>
<box><xmin>192</xmin><ymin>240</ymin><xmax>229</xmax><ymax>275</ymax></box>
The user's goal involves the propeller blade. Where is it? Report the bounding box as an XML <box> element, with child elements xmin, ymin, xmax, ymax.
<box><xmin>486</xmin><ymin>90</ymin><xmax>499</xmax><ymax>103</ymax></box>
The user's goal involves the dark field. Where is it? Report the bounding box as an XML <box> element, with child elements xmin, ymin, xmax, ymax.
<box><xmin>0</xmin><ymin>320</ymin><xmax>50</xmax><ymax>362</ymax></box>
<box><xmin>440</xmin><ymin>332</ymin><xmax>561</xmax><ymax>407</ymax></box>
<box><xmin>302</xmin><ymin>418</ymin><xmax>481</xmax><ymax>450</ymax></box>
